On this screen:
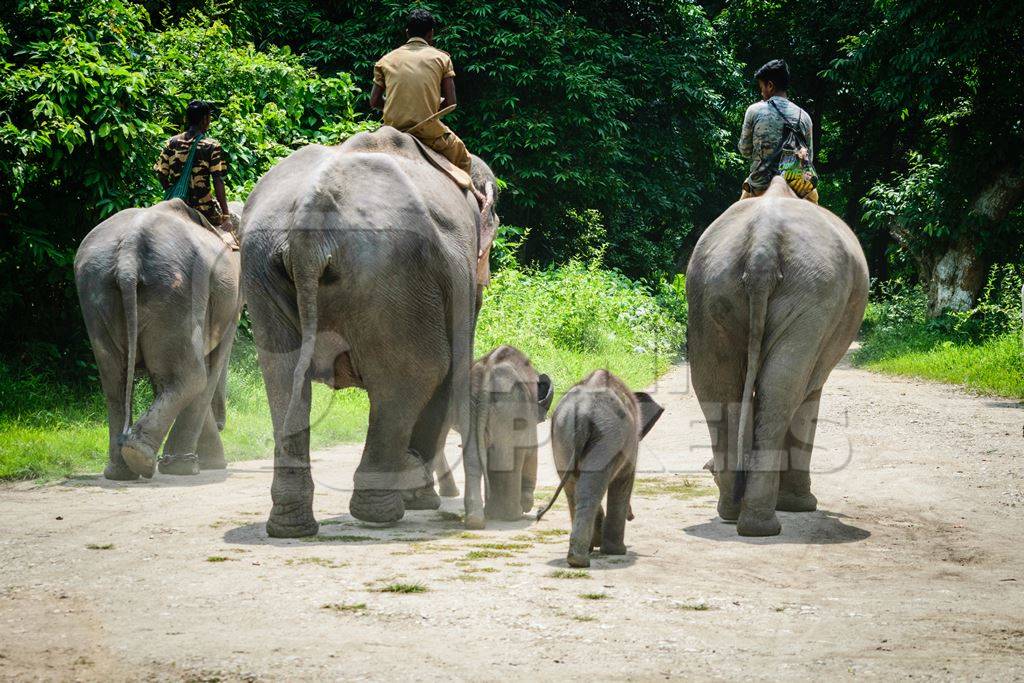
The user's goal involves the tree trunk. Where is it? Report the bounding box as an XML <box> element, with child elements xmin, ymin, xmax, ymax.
<box><xmin>899</xmin><ymin>166</ymin><xmax>1024</xmax><ymax>317</ymax></box>
<box><xmin>925</xmin><ymin>238</ymin><xmax>986</xmax><ymax>316</ymax></box>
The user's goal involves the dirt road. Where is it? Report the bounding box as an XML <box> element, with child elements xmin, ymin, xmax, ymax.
<box><xmin>2</xmin><ymin>356</ymin><xmax>1022</xmax><ymax>681</ymax></box>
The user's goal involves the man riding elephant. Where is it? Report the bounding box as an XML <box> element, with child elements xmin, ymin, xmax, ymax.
<box><xmin>739</xmin><ymin>59</ymin><xmax>819</xmax><ymax>204</ymax></box>
<box><xmin>687</xmin><ymin>176</ymin><xmax>868</xmax><ymax>536</ymax></box>
<box><xmin>369</xmin><ymin>9</ymin><xmax>472</xmax><ymax>175</ymax></box>
<box><xmin>241</xmin><ymin>126</ymin><xmax>498</xmax><ymax>536</ymax></box>
<box><xmin>154</xmin><ymin>100</ymin><xmax>238</xmax><ymax>247</ymax></box>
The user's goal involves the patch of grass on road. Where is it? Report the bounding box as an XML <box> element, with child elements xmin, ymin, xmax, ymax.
<box><xmin>550</xmin><ymin>569</ymin><xmax>590</xmax><ymax>579</ymax></box>
<box><xmin>377</xmin><ymin>582</ymin><xmax>428</xmax><ymax>594</ymax></box>
<box><xmin>85</xmin><ymin>543</ymin><xmax>114</xmax><ymax>550</ymax></box>
<box><xmin>322</xmin><ymin>602</ymin><xmax>367</xmax><ymax>612</ymax></box>
<box><xmin>633</xmin><ymin>476</ymin><xmax>716</xmax><ymax>500</ymax></box>
<box><xmin>579</xmin><ymin>592</ymin><xmax>608</xmax><ymax>600</ymax></box>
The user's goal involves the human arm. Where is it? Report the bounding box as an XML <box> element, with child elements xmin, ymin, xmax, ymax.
<box><xmin>738</xmin><ymin>104</ymin><xmax>756</xmax><ymax>159</ymax></box>
<box><xmin>213</xmin><ymin>176</ymin><xmax>230</xmax><ymax>225</ymax></box>
<box><xmin>441</xmin><ymin>76</ymin><xmax>457</xmax><ymax>108</ymax></box>
<box><xmin>370</xmin><ymin>61</ymin><xmax>386</xmax><ymax>110</ymax></box>
<box><xmin>369</xmin><ymin>83</ymin><xmax>385</xmax><ymax>110</ymax></box>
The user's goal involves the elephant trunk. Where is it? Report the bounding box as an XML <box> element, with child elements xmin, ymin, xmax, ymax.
<box><xmin>485</xmin><ymin>467</ymin><xmax>523</xmax><ymax>521</ymax></box>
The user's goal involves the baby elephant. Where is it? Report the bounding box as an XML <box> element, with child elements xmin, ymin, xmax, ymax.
<box><xmin>545</xmin><ymin>370</ymin><xmax>663</xmax><ymax>567</ymax></box>
<box><xmin>463</xmin><ymin>346</ymin><xmax>553</xmax><ymax>529</ymax></box>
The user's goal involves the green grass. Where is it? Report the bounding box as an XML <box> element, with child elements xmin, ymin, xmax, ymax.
<box><xmin>854</xmin><ymin>328</ymin><xmax>1024</xmax><ymax>398</ymax></box>
<box><xmin>322</xmin><ymin>602</ymin><xmax>367</xmax><ymax>612</ymax></box>
<box><xmin>85</xmin><ymin>543</ymin><xmax>114</xmax><ymax>550</ymax></box>
<box><xmin>205</xmin><ymin>555</ymin><xmax>233</xmax><ymax>563</ymax></box>
<box><xmin>377</xmin><ymin>582</ymin><xmax>428</xmax><ymax>594</ymax></box>
<box><xmin>579</xmin><ymin>592</ymin><xmax>609</xmax><ymax>600</ymax></box>
<box><xmin>549</xmin><ymin>569</ymin><xmax>590</xmax><ymax>579</ymax></box>
<box><xmin>1</xmin><ymin>263</ymin><xmax>686</xmax><ymax>481</ymax></box>
<box><xmin>632</xmin><ymin>476</ymin><xmax>716</xmax><ymax>500</ymax></box>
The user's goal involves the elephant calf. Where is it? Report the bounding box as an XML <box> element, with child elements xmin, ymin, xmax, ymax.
<box><xmin>75</xmin><ymin>200</ymin><xmax>243</xmax><ymax>479</ymax></box>
<box><xmin>463</xmin><ymin>345</ymin><xmax>553</xmax><ymax>529</ymax></box>
<box><xmin>546</xmin><ymin>370</ymin><xmax>663</xmax><ymax>568</ymax></box>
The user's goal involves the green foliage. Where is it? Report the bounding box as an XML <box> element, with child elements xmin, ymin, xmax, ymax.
<box><xmin>0</xmin><ymin>1</ymin><xmax>370</xmax><ymax>365</ymax></box>
<box><xmin>475</xmin><ymin>258</ymin><xmax>686</xmax><ymax>395</ymax></box>
<box><xmin>226</xmin><ymin>0</ymin><xmax>744</xmax><ymax>278</ymax></box>
<box><xmin>856</xmin><ymin>264</ymin><xmax>1024</xmax><ymax>398</ymax></box>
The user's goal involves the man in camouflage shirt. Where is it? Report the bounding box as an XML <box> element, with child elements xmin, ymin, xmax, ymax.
<box><xmin>738</xmin><ymin>59</ymin><xmax>818</xmax><ymax>204</ymax></box>
<box><xmin>154</xmin><ymin>100</ymin><xmax>234</xmax><ymax>229</ymax></box>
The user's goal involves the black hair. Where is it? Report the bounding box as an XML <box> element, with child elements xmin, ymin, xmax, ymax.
<box><xmin>754</xmin><ymin>59</ymin><xmax>790</xmax><ymax>91</ymax></box>
<box><xmin>185</xmin><ymin>100</ymin><xmax>212</xmax><ymax>127</ymax></box>
<box><xmin>406</xmin><ymin>8</ymin><xmax>435</xmax><ymax>38</ymax></box>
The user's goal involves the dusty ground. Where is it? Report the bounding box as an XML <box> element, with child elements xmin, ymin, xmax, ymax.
<box><xmin>2</xmin><ymin>355</ymin><xmax>1023</xmax><ymax>681</ymax></box>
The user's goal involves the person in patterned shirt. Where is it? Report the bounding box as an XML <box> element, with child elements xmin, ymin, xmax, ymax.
<box><xmin>153</xmin><ymin>100</ymin><xmax>233</xmax><ymax>228</ymax></box>
<box><xmin>738</xmin><ymin>59</ymin><xmax>818</xmax><ymax>204</ymax></box>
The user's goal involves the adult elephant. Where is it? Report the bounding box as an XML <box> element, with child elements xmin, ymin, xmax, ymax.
<box><xmin>686</xmin><ymin>177</ymin><xmax>868</xmax><ymax>536</ymax></box>
<box><xmin>75</xmin><ymin>199</ymin><xmax>243</xmax><ymax>480</ymax></box>
<box><xmin>241</xmin><ymin>127</ymin><xmax>497</xmax><ymax>537</ymax></box>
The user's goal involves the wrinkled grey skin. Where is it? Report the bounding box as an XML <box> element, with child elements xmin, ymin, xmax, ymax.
<box><xmin>462</xmin><ymin>345</ymin><xmax>553</xmax><ymax>528</ymax></box>
<box><xmin>240</xmin><ymin>127</ymin><xmax>497</xmax><ymax>537</ymax></box>
<box><xmin>550</xmin><ymin>370</ymin><xmax>663</xmax><ymax>568</ymax></box>
<box><xmin>75</xmin><ymin>199</ymin><xmax>243</xmax><ymax>480</ymax></box>
<box><xmin>686</xmin><ymin>177</ymin><xmax>868</xmax><ymax>536</ymax></box>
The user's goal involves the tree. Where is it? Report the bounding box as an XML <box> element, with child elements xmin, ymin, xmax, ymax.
<box><xmin>0</xmin><ymin>1</ymin><xmax>368</xmax><ymax>366</ymax></box>
<box><xmin>837</xmin><ymin>0</ymin><xmax>1024</xmax><ymax>314</ymax></box>
<box><xmin>225</xmin><ymin>0</ymin><xmax>745</xmax><ymax>279</ymax></box>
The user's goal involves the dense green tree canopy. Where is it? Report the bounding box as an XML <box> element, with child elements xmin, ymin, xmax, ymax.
<box><xmin>1</xmin><ymin>0</ymin><xmax>1021</xmax><ymax>368</ymax></box>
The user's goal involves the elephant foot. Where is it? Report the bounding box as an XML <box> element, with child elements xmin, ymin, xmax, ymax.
<box><xmin>776</xmin><ymin>490</ymin><xmax>817</xmax><ymax>512</ymax></box>
<box><xmin>402</xmin><ymin>485</ymin><xmax>441</xmax><ymax>511</ymax></box>
<box><xmin>103</xmin><ymin>459</ymin><xmax>139</xmax><ymax>481</ymax></box>
<box><xmin>601</xmin><ymin>540</ymin><xmax>627</xmax><ymax>556</ymax></box>
<box><xmin>521</xmin><ymin>493</ymin><xmax>535</xmax><ymax>514</ymax></box>
<box><xmin>199</xmin><ymin>453</ymin><xmax>228</xmax><ymax>470</ymax></box>
<box><xmin>567</xmin><ymin>552</ymin><xmax>591</xmax><ymax>568</ymax></box>
<box><xmin>119</xmin><ymin>436</ymin><xmax>156</xmax><ymax>479</ymax></box>
<box><xmin>350</xmin><ymin>489</ymin><xmax>404</xmax><ymax>524</ymax></box>
<box><xmin>737</xmin><ymin>510</ymin><xmax>782</xmax><ymax>537</ymax></box>
<box><xmin>158</xmin><ymin>453</ymin><xmax>200</xmax><ymax>476</ymax></box>
<box><xmin>266</xmin><ymin>508</ymin><xmax>319</xmax><ymax>539</ymax></box>
<box><xmin>437</xmin><ymin>476</ymin><xmax>460</xmax><ymax>498</ymax></box>
<box><xmin>464</xmin><ymin>510</ymin><xmax>486</xmax><ymax>530</ymax></box>
<box><xmin>485</xmin><ymin>497</ymin><xmax>524</xmax><ymax>522</ymax></box>
<box><xmin>717</xmin><ymin>497</ymin><xmax>740</xmax><ymax>523</ymax></box>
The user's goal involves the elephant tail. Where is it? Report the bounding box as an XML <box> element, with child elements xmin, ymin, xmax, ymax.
<box><xmin>734</xmin><ymin>268</ymin><xmax>772</xmax><ymax>503</ymax></box>
<box><xmin>535</xmin><ymin>408</ymin><xmax>591</xmax><ymax>522</ymax></box>
<box><xmin>116</xmin><ymin>238</ymin><xmax>140</xmax><ymax>434</ymax></box>
<box><xmin>283</xmin><ymin>260</ymin><xmax>322</xmax><ymax>441</ymax></box>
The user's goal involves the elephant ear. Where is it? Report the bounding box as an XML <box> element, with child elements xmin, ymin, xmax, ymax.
<box><xmin>633</xmin><ymin>392</ymin><xmax>664</xmax><ymax>440</ymax></box>
<box><xmin>536</xmin><ymin>374</ymin><xmax>554</xmax><ymax>421</ymax></box>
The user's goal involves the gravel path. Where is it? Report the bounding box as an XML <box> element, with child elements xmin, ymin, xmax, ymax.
<box><xmin>1</xmin><ymin>354</ymin><xmax>1022</xmax><ymax>680</ymax></box>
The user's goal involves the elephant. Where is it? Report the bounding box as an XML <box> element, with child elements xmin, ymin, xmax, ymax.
<box><xmin>75</xmin><ymin>199</ymin><xmax>243</xmax><ymax>480</ymax></box>
<box><xmin>686</xmin><ymin>176</ymin><xmax>869</xmax><ymax>537</ymax></box>
<box><xmin>462</xmin><ymin>345</ymin><xmax>553</xmax><ymax>528</ymax></box>
<box><xmin>545</xmin><ymin>370</ymin><xmax>663</xmax><ymax>568</ymax></box>
<box><xmin>240</xmin><ymin>126</ymin><xmax>498</xmax><ymax>537</ymax></box>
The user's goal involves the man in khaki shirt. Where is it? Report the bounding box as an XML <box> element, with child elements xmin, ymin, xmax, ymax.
<box><xmin>370</xmin><ymin>9</ymin><xmax>472</xmax><ymax>174</ymax></box>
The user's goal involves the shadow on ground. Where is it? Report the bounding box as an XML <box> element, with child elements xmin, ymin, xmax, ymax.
<box><xmin>683</xmin><ymin>509</ymin><xmax>870</xmax><ymax>545</ymax></box>
<box><xmin>60</xmin><ymin>469</ymin><xmax>231</xmax><ymax>489</ymax></box>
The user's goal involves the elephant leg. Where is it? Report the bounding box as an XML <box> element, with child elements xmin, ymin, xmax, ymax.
<box><xmin>463</xmin><ymin>443</ymin><xmax>486</xmax><ymax>530</ymax></box>
<box><xmin>434</xmin><ymin>452</ymin><xmax>460</xmax><ymax>498</ymax></box>
<box><xmin>406</xmin><ymin>376</ymin><xmax>452</xmax><ymax>509</ymax></box>
<box><xmin>689</xmin><ymin>324</ymin><xmax>745</xmax><ymax>523</ymax></box>
<box><xmin>91</xmin><ymin>339</ymin><xmax>137</xmax><ymax>481</ymax></box>
<box><xmin>351</xmin><ymin>380</ymin><xmax>436</xmax><ymax>524</ymax></box>
<box><xmin>159</xmin><ymin>334</ymin><xmax>235</xmax><ymax>475</ymax></box>
<box><xmin>777</xmin><ymin>388</ymin><xmax>822</xmax><ymax>512</ymax></box>
<box><xmin>197</xmin><ymin>408</ymin><xmax>227</xmax><ymax>470</ymax></box>
<box><xmin>253</xmin><ymin>321</ymin><xmax>317</xmax><ymax>538</ymax></box>
<box><xmin>120</xmin><ymin>357</ymin><xmax>205</xmax><ymax>479</ymax></box>
<box><xmin>567</xmin><ymin>469</ymin><xmax>612</xmax><ymax>568</ymax></box>
<box><xmin>521</xmin><ymin>445</ymin><xmax>538</xmax><ymax>514</ymax></box>
<box><xmin>159</xmin><ymin>395</ymin><xmax>205</xmax><ymax>476</ymax></box>
<box><xmin>601</xmin><ymin>470</ymin><xmax>634</xmax><ymax>555</ymax></box>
